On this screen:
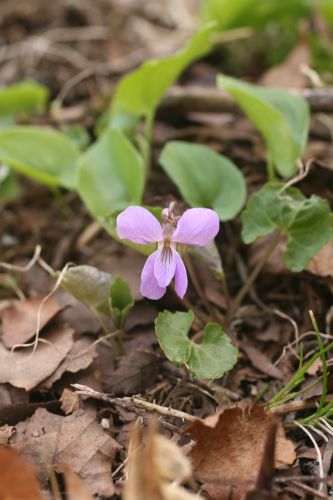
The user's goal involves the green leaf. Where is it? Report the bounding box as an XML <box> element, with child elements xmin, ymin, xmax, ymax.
<box><xmin>0</xmin><ymin>126</ymin><xmax>80</xmax><ymax>188</ymax></box>
<box><xmin>110</xmin><ymin>24</ymin><xmax>214</xmax><ymax>125</ymax></box>
<box><xmin>160</xmin><ymin>141</ymin><xmax>246</xmax><ymax>221</ymax></box>
<box><xmin>242</xmin><ymin>182</ymin><xmax>333</xmax><ymax>271</ymax></box>
<box><xmin>217</xmin><ymin>75</ymin><xmax>310</xmax><ymax>177</ymax></box>
<box><xmin>0</xmin><ymin>166</ymin><xmax>20</xmax><ymax>200</ymax></box>
<box><xmin>0</xmin><ymin>81</ymin><xmax>49</xmax><ymax>126</ymax></box>
<box><xmin>109</xmin><ymin>276</ymin><xmax>134</xmax><ymax>327</ymax></box>
<box><xmin>61</xmin><ymin>265</ymin><xmax>113</xmax><ymax>315</ymax></box>
<box><xmin>155</xmin><ymin>310</ymin><xmax>238</xmax><ymax>379</ymax></box>
<box><xmin>77</xmin><ymin>129</ymin><xmax>145</xmax><ymax>218</ymax></box>
<box><xmin>62</xmin><ymin>123</ymin><xmax>90</xmax><ymax>150</ymax></box>
<box><xmin>101</xmin><ymin>206</ymin><xmax>162</xmax><ymax>256</ymax></box>
<box><xmin>201</xmin><ymin>0</ymin><xmax>311</xmax><ymax>31</ymax></box>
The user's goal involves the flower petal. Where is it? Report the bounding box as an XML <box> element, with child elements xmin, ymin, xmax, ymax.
<box><xmin>174</xmin><ymin>252</ymin><xmax>188</xmax><ymax>299</ymax></box>
<box><xmin>117</xmin><ymin>206</ymin><xmax>163</xmax><ymax>244</ymax></box>
<box><xmin>154</xmin><ymin>247</ymin><xmax>176</xmax><ymax>287</ymax></box>
<box><xmin>172</xmin><ymin>208</ymin><xmax>219</xmax><ymax>246</ymax></box>
<box><xmin>140</xmin><ymin>251</ymin><xmax>166</xmax><ymax>300</ymax></box>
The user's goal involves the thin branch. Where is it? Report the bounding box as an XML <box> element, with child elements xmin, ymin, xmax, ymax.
<box><xmin>72</xmin><ymin>383</ymin><xmax>196</xmax><ymax>422</ymax></box>
<box><xmin>159</xmin><ymin>86</ymin><xmax>333</xmax><ymax>115</ymax></box>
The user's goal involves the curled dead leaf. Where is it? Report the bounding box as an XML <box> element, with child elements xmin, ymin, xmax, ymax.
<box><xmin>124</xmin><ymin>421</ymin><xmax>202</xmax><ymax>500</ymax></box>
<box><xmin>0</xmin><ymin>325</ymin><xmax>74</xmax><ymax>390</ymax></box>
<box><xmin>0</xmin><ymin>296</ymin><xmax>66</xmax><ymax>348</ymax></box>
<box><xmin>185</xmin><ymin>404</ymin><xmax>295</xmax><ymax>500</ymax></box>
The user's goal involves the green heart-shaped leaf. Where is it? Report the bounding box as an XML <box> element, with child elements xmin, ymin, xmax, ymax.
<box><xmin>242</xmin><ymin>183</ymin><xmax>333</xmax><ymax>271</ymax></box>
<box><xmin>155</xmin><ymin>310</ymin><xmax>238</xmax><ymax>379</ymax></box>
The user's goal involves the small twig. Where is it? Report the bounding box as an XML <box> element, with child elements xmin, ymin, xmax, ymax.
<box><xmin>159</xmin><ymin>86</ymin><xmax>333</xmax><ymax>115</ymax></box>
<box><xmin>292</xmin><ymin>481</ymin><xmax>329</xmax><ymax>499</ymax></box>
<box><xmin>72</xmin><ymin>383</ymin><xmax>196</xmax><ymax>422</ymax></box>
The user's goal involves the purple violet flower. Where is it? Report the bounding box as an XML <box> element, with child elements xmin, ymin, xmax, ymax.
<box><xmin>116</xmin><ymin>203</ymin><xmax>219</xmax><ymax>300</ymax></box>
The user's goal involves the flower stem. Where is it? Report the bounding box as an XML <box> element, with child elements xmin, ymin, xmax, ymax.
<box><xmin>226</xmin><ymin>231</ymin><xmax>283</xmax><ymax>324</ymax></box>
<box><xmin>184</xmin><ymin>253</ymin><xmax>219</xmax><ymax>323</ymax></box>
<box><xmin>143</xmin><ymin>111</ymin><xmax>154</xmax><ymax>174</ymax></box>
<box><xmin>91</xmin><ymin>307</ymin><xmax>124</xmax><ymax>357</ymax></box>
<box><xmin>217</xmin><ymin>270</ymin><xmax>231</xmax><ymax>309</ymax></box>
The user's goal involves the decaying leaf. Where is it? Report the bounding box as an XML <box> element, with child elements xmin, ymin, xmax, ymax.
<box><xmin>103</xmin><ymin>348</ymin><xmax>159</xmax><ymax>396</ymax></box>
<box><xmin>124</xmin><ymin>421</ymin><xmax>202</xmax><ymax>500</ymax></box>
<box><xmin>10</xmin><ymin>407</ymin><xmax>121</xmax><ymax>497</ymax></box>
<box><xmin>260</xmin><ymin>42</ymin><xmax>310</xmax><ymax>88</ymax></box>
<box><xmin>63</xmin><ymin>465</ymin><xmax>94</xmax><ymax>500</ymax></box>
<box><xmin>0</xmin><ymin>325</ymin><xmax>74</xmax><ymax>390</ymax></box>
<box><xmin>0</xmin><ymin>295</ymin><xmax>65</xmax><ymax>348</ymax></box>
<box><xmin>101</xmin><ymin>328</ymin><xmax>158</xmax><ymax>396</ymax></box>
<box><xmin>0</xmin><ymin>424</ymin><xmax>14</xmax><ymax>444</ymax></box>
<box><xmin>185</xmin><ymin>405</ymin><xmax>296</xmax><ymax>500</ymax></box>
<box><xmin>60</xmin><ymin>388</ymin><xmax>80</xmax><ymax>415</ymax></box>
<box><xmin>0</xmin><ymin>447</ymin><xmax>43</xmax><ymax>500</ymax></box>
<box><xmin>307</xmin><ymin>240</ymin><xmax>333</xmax><ymax>277</ymax></box>
<box><xmin>41</xmin><ymin>335</ymin><xmax>97</xmax><ymax>389</ymax></box>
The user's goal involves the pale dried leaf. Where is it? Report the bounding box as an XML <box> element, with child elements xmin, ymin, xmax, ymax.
<box><xmin>241</xmin><ymin>344</ymin><xmax>284</xmax><ymax>379</ymax></box>
<box><xmin>0</xmin><ymin>447</ymin><xmax>43</xmax><ymax>500</ymax></box>
<box><xmin>308</xmin><ymin>240</ymin><xmax>333</xmax><ymax>277</ymax></box>
<box><xmin>0</xmin><ymin>325</ymin><xmax>74</xmax><ymax>390</ymax></box>
<box><xmin>261</xmin><ymin>42</ymin><xmax>310</xmax><ymax>88</ymax></box>
<box><xmin>0</xmin><ymin>424</ymin><xmax>14</xmax><ymax>445</ymax></box>
<box><xmin>0</xmin><ymin>296</ymin><xmax>65</xmax><ymax>348</ymax></box>
<box><xmin>124</xmin><ymin>422</ymin><xmax>201</xmax><ymax>500</ymax></box>
<box><xmin>60</xmin><ymin>389</ymin><xmax>80</xmax><ymax>415</ymax></box>
<box><xmin>186</xmin><ymin>405</ymin><xmax>296</xmax><ymax>500</ymax></box>
<box><xmin>11</xmin><ymin>407</ymin><xmax>121</xmax><ymax>497</ymax></box>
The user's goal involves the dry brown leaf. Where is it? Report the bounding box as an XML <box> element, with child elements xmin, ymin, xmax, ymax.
<box><xmin>307</xmin><ymin>240</ymin><xmax>333</xmax><ymax>277</ymax></box>
<box><xmin>63</xmin><ymin>465</ymin><xmax>94</xmax><ymax>500</ymax></box>
<box><xmin>41</xmin><ymin>335</ymin><xmax>97</xmax><ymax>389</ymax></box>
<box><xmin>241</xmin><ymin>344</ymin><xmax>284</xmax><ymax>380</ymax></box>
<box><xmin>103</xmin><ymin>348</ymin><xmax>159</xmax><ymax>395</ymax></box>
<box><xmin>0</xmin><ymin>325</ymin><xmax>74</xmax><ymax>390</ymax></box>
<box><xmin>185</xmin><ymin>405</ymin><xmax>296</xmax><ymax>500</ymax></box>
<box><xmin>60</xmin><ymin>388</ymin><xmax>80</xmax><ymax>415</ymax></box>
<box><xmin>11</xmin><ymin>407</ymin><xmax>120</xmax><ymax>497</ymax></box>
<box><xmin>260</xmin><ymin>42</ymin><xmax>310</xmax><ymax>88</ymax></box>
<box><xmin>100</xmin><ymin>328</ymin><xmax>158</xmax><ymax>396</ymax></box>
<box><xmin>124</xmin><ymin>421</ymin><xmax>201</xmax><ymax>500</ymax></box>
<box><xmin>0</xmin><ymin>296</ymin><xmax>65</xmax><ymax>348</ymax></box>
<box><xmin>0</xmin><ymin>424</ymin><xmax>14</xmax><ymax>445</ymax></box>
<box><xmin>0</xmin><ymin>447</ymin><xmax>43</xmax><ymax>500</ymax></box>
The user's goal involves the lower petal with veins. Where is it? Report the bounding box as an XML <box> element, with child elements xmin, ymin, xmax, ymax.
<box><xmin>140</xmin><ymin>251</ymin><xmax>166</xmax><ymax>300</ymax></box>
<box><xmin>174</xmin><ymin>251</ymin><xmax>188</xmax><ymax>298</ymax></box>
<box><xmin>154</xmin><ymin>247</ymin><xmax>177</xmax><ymax>287</ymax></box>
